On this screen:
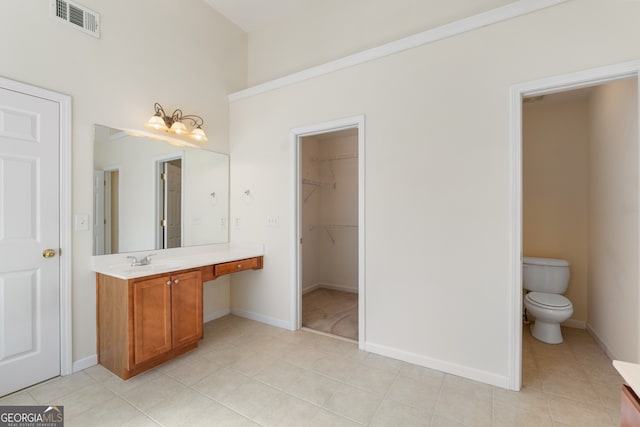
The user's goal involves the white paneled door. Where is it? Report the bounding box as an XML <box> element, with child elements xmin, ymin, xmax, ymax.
<box><xmin>0</xmin><ymin>87</ymin><xmax>61</xmax><ymax>396</ymax></box>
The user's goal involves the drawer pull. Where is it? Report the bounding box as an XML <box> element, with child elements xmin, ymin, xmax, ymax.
<box><xmin>237</xmin><ymin>264</ymin><xmax>242</xmax><ymax>269</ymax></box>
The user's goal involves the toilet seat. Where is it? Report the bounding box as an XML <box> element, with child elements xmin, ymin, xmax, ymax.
<box><xmin>526</xmin><ymin>292</ymin><xmax>572</xmax><ymax>309</ymax></box>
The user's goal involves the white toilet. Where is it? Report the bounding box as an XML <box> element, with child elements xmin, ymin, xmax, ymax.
<box><xmin>523</xmin><ymin>257</ymin><xmax>573</xmax><ymax>344</ymax></box>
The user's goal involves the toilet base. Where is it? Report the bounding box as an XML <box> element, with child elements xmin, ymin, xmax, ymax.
<box><xmin>530</xmin><ymin>320</ymin><xmax>563</xmax><ymax>344</ymax></box>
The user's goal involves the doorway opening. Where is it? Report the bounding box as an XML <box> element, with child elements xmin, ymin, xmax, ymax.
<box><xmin>157</xmin><ymin>157</ymin><xmax>182</xmax><ymax>249</ymax></box>
<box><xmin>510</xmin><ymin>61</ymin><xmax>640</xmax><ymax>391</ymax></box>
<box><xmin>94</xmin><ymin>168</ymin><xmax>120</xmax><ymax>255</ymax></box>
<box><xmin>300</xmin><ymin>128</ymin><xmax>359</xmax><ymax>341</ymax></box>
<box><xmin>291</xmin><ymin>115</ymin><xmax>365</xmax><ymax>348</ymax></box>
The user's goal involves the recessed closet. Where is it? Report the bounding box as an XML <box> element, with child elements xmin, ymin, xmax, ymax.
<box><xmin>300</xmin><ymin>128</ymin><xmax>359</xmax><ymax>340</ymax></box>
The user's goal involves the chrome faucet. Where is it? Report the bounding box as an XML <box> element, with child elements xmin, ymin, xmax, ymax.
<box><xmin>126</xmin><ymin>253</ymin><xmax>156</xmax><ymax>267</ymax></box>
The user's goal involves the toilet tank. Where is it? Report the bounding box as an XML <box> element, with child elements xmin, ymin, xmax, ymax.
<box><xmin>522</xmin><ymin>257</ymin><xmax>570</xmax><ymax>294</ymax></box>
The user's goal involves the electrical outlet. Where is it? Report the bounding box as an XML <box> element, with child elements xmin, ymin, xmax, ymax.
<box><xmin>235</xmin><ymin>217</ymin><xmax>241</xmax><ymax>229</ymax></box>
<box><xmin>266</xmin><ymin>216</ymin><xmax>280</xmax><ymax>228</ymax></box>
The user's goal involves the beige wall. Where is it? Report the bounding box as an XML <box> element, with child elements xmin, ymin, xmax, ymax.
<box><xmin>0</xmin><ymin>0</ymin><xmax>247</xmax><ymax>364</ymax></box>
<box><xmin>247</xmin><ymin>0</ymin><xmax>514</xmax><ymax>85</ymax></box>
<box><xmin>522</xmin><ymin>96</ymin><xmax>590</xmax><ymax>325</ymax></box>
<box><xmin>588</xmin><ymin>79</ymin><xmax>639</xmax><ymax>362</ymax></box>
<box><xmin>229</xmin><ymin>0</ymin><xmax>640</xmax><ymax>386</ymax></box>
<box><xmin>301</xmin><ymin>132</ymin><xmax>359</xmax><ymax>294</ymax></box>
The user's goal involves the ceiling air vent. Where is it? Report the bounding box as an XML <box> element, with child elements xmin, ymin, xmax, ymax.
<box><xmin>50</xmin><ymin>0</ymin><xmax>100</xmax><ymax>38</ymax></box>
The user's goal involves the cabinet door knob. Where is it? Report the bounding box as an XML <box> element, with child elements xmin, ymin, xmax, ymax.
<box><xmin>237</xmin><ymin>264</ymin><xmax>242</xmax><ymax>269</ymax></box>
<box><xmin>174</xmin><ymin>279</ymin><xmax>180</xmax><ymax>284</ymax></box>
<box><xmin>166</xmin><ymin>280</ymin><xmax>171</xmax><ymax>286</ymax></box>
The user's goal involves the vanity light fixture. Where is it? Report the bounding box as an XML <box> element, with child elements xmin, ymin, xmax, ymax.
<box><xmin>145</xmin><ymin>102</ymin><xmax>208</xmax><ymax>142</ymax></box>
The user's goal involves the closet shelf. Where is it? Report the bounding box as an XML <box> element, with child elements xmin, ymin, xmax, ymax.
<box><xmin>313</xmin><ymin>154</ymin><xmax>358</xmax><ymax>162</ymax></box>
<box><xmin>309</xmin><ymin>224</ymin><xmax>358</xmax><ymax>230</ymax></box>
<box><xmin>302</xmin><ymin>178</ymin><xmax>335</xmax><ymax>188</ymax></box>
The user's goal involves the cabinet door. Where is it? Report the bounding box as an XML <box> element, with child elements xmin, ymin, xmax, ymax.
<box><xmin>622</xmin><ymin>385</ymin><xmax>640</xmax><ymax>427</ymax></box>
<box><xmin>171</xmin><ymin>270</ymin><xmax>203</xmax><ymax>348</ymax></box>
<box><xmin>133</xmin><ymin>275</ymin><xmax>172</xmax><ymax>365</ymax></box>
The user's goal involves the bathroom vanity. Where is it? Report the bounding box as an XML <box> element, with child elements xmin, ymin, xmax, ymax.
<box><xmin>613</xmin><ymin>361</ymin><xmax>640</xmax><ymax>426</ymax></box>
<box><xmin>94</xmin><ymin>245</ymin><xmax>263</xmax><ymax>379</ymax></box>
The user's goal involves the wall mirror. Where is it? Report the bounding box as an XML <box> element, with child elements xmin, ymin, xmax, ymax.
<box><xmin>93</xmin><ymin>124</ymin><xmax>229</xmax><ymax>255</ymax></box>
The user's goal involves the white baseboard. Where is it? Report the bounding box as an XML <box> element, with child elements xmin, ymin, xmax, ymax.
<box><xmin>72</xmin><ymin>354</ymin><xmax>98</xmax><ymax>373</ymax></box>
<box><xmin>204</xmin><ymin>308</ymin><xmax>231</xmax><ymax>323</ymax></box>
<box><xmin>586</xmin><ymin>323</ymin><xmax>617</xmax><ymax>361</ymax></box>
<box><xmin>365</xmin><ymin>341</ymin><xmax>510</xmax><ymax>389</ymax></box>
<box><xmin>230</xmin><ymin>308</ymin><xmax>294</xmax><ymax>330</ymax></box>
<box><xmin>302</xmin><ymin>283</ymin><xmax>359</xmax><ymax>295</ymax></box>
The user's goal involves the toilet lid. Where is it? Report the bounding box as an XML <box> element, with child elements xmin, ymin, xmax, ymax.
<box><xmin>526</xmin><ymin>292</ymin><xmax>572</xmax><ymax>308</ymax></box>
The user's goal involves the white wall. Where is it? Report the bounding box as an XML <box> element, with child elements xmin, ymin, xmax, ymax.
<box><xmin>301</xmin><ymin>132</ymin><xmax>359</xmax><ymax>294</ymax></box>
<box><xmin>588</xmin><ymin>79</ymin><xmax>639</xmax><ymax>362</ymax></box>
<box><xmin>247</xmin><ymin>0</ymin><xmax>514</xmax><ymax>85</ymax></box>
<box><xmin>182</xmin><ymin>149</ymin><xmax>229</xmax><ymax>246</ymax></box>
<box><xmin>229</xmin><ymin>0</ymin><xmax>640</xmax><ymax>387</ymax></box>
<box><xmin>522</xmin><ymin>96</ymin><xmax>590</xmax><ymax>325</ymax></box>
<box><xmin>0</xmin><ymin>0</ymin><xmax>246</xmax><ymax>364</ymax></box>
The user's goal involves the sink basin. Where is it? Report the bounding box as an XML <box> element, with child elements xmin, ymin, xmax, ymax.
<box><xmin>104</xmin><ymin>260</ymin><xmax>187</xmax><ymax>278</ymax></box>
<box><xmin>123</xmin><ymin>261</ymin><xmax>186</xmax><ymax>275</ymax></box>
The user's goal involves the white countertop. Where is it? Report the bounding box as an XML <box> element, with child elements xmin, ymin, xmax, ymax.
<box><xmin>614</xmin><ymin>360</ymin><xmax>640</xmax><ymax>395</ymax></box>
<box><xmin>92</xmin><ymin>243</ymin><xmax>264</xmax><ymax>280</ymax></box>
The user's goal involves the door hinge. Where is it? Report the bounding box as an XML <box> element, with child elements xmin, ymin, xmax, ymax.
<box><xmin>160</xmin><ymin>172</ymin><xmax>166</xmax><ymax>180</ymax></box>
<box><xmin>160</xmin><ymin>219</ymin><xmax>167</xmax><ymax>227</ymax></box>
<box><xmin>300</xmin><ymin>237</ymin><xmax>303</xmax><ymax>245</ymax></box>
<box><xmin>59</xmin><ymin>248</ymin><xmax>62</xmax><ymax>257</ymax></box>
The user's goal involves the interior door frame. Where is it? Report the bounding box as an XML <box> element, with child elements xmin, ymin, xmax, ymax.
<box><xmin>0</xmin><ymin>76</ymin><xmax>73</xmax><ymax>376</ymax></box>
<box><xmin>290</xmin><ymin>115</ymin><xmax>365</xmax><ymax>349</ymax></box>
<box><xmin>155</xmin><ymin>154</ymin><xmax>183</xmax><ymax>250</ymax></box>
<box><xmin>508</xmin><ymin>60</ymin><xmax>640</xmax><ymax>391</ymax></box>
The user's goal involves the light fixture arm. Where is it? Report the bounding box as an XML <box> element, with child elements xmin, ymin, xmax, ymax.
<box><xmin>152</xmin><ymin>102</ymin><xmax>204</xmax><ymax>128</ymax></box>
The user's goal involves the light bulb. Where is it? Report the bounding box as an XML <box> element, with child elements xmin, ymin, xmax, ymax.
<box><xmin>146</xmin><ymin>114</ymin><xmax>168</xmax><ymax>131</ymax></box>
<box><xmin>170</xmin><ymin>121</ymin><xmax>188</xmax><ymax>135</ymax></box>
<box><xmin>190</xmin><ymin>127</ymin><xmax>208</xmax><ymax>142</ymax></box>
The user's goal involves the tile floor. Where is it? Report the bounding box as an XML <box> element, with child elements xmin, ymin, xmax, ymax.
<box><xmin>0</xmin><ymin>315</ymin><xmax>624</xmax><ymax>426</ymax></box>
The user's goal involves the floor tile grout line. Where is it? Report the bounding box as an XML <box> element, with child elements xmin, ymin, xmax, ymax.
<box><xmin>428</xmin><ymin>372</ymin><xmax>447</xmax><ymax>427</ymax></box>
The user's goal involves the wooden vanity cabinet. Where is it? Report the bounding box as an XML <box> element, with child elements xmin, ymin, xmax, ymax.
<box><xmin>97</xmin><ymin>268</ymin><xmax>203</xmax><ymax>379</ymax></box>
<box><xmin>214</xmin><ymin>256</ymin><xmax>263</xmax><ymax>276</ymax></box>
<box><xmin>132</xmin><ymin>269</ymin><xmax>202</xmax><ymax>366</ymax></box>
<box><xmin>621</xmin><ymin>384</ymin><xmax>640</xmax><ymax>427</ymax></box>
<box><xmin>96</xmin><ymin>255</ymin><xmax>263</xmax><ymax>379</ymax></box>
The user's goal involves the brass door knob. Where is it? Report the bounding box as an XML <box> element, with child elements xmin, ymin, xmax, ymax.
<box><xmin>42</xmin><ymin>249</ymin><xmax>56</xmax><ymax>258</ymax></box>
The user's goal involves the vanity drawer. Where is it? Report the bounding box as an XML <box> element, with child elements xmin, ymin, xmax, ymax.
<box><xmin>214</xmin><ymin>256</ymin><xmax>263</xmax><ymax>276</ymax></box>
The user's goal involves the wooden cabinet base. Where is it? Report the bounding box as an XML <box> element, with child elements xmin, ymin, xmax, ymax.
<box><xmin>104</xmin><ymin>342</ymin><xmax>198</xmax><ymax>380</ymax></box>
<box><xmin>96</xmin><ymin>270</ymin><xmax>203</xmax><ymax>380</ymax></box>
<box><xmin>96</xmin><ymin>256</ymin><xmax>263</xmax><ymax>380</ymax></box>
<box><xmin>621</xmin><ymin>384</ymin><xmax>640</xmax><ymax>427</ymax></box>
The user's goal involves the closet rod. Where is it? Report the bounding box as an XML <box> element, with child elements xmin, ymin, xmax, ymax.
<box><xmin>302</xmin><ymin>178</ymin><xmax>335</xmax><ymax>188</ymax></box>
<box><xmin>309</xmin><ymin>224</ymin><xmax>358</xmax><ymax>229</ymax></box>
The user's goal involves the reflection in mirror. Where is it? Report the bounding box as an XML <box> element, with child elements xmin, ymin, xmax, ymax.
<box><xmin>93</xmin><ymin>125</ymin><xmax>229</xmax><ymax>255</ymax></box>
